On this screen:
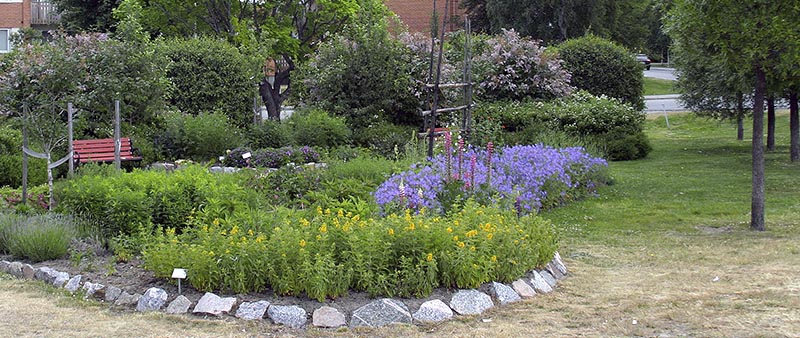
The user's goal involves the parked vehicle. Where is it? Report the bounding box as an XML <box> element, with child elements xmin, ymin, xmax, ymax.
<box><xmin>636</xmin><ymin>54</ymin><xmax>651</xmax><ymax>70</ymax></box>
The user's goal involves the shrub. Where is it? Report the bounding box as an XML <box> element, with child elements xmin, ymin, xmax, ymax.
<box><xmin>143</xmin><ymin>202</ymin><xmax>557</xmax><ymax>299</ymax></box>
<box><xmin>474</xmin><ymin>29</ymin><xmax>573</xmax><ymax>101</ymax></box>
<box><xmin>159</xmin><ymin>37</ymin><xmax>257</xmax><ymax>128</ymax></box>
<box><xmin>286</xmin><ymin>108</ymin><xmax>351</xmax><ymax>148</ymax></box>
<box><xmin>247</xmin><ymin>120</ymin><xmax>291</xmax><ymax>149</ymax></box>
<box><xmin>556</xmin><ymin>35</ymin><xmax>645</xmax><ymax>111</ymax></box>
<box><xmin>295</xmin><ymin>28</ymin><xmax>422</xmax><ymax>130</ymax></box>
<box><xmin>1</xmin><ymin>213</ymin><xmax>78</xmax><ymax>262</ymax></box>
<box><xmin>223</xmin><ymin>146</ymin><xmax>321</xmax><ymax>168</ymax></box>
<box><xmin>0</xmin><ymin>124</ymin><xmax>47</xmax><ymax>188</ymax></box>
<box><xmin>152</xmin><ymin>111</ymin><xmax>244</xmax><ymax>161</ymax></box>
<box><xmin>352</xmin><ymin>122</ymin><xmax>415</xmax><ymax>158</ymax></box>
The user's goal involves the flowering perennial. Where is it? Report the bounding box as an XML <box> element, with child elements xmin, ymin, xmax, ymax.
<box><xmin>374</xmin><ymin>142</ymin><xmax>608</xmax><ymax>214</ymax></box>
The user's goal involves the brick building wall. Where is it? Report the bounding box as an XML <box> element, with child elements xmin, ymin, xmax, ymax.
<box><xmin>385</xmin><ymin>0</ymin><xmax>464</xmax><ymax>34</ymax></box>
<box><xmin>0</xmin><ymin>0</ymin><xmax>31</xmax><ymax>28</ymax></box>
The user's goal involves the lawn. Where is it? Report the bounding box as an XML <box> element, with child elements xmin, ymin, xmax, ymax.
<box><xmin>1</xmin><ymin>113</ymin><xmax>799</xmax><ymax>337</ymax></box>
<box><xmin>644</xmin><ymin>76</ymin><xmax>677</xmax><ymax>95</ymax></box>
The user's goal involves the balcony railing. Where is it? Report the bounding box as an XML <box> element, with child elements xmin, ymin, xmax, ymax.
<box><xmin>31</xmin><ymin>0</ymin><xmax>60</xmax><ymax>25</ymax></box>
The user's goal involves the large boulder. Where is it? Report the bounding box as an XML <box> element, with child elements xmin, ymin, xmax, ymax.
<box><xmin>192</xmin><ymin>292</ymin><xmax>237</xmax><ymax>316</ymax></box>
<box><xmin>136</xmin><ymin>287</ymin><xmax>168</xmax><ymax>312</ymax></box>
<box><xmin>350</xmin><ymin>298</ymin><xmax>412</xmax><ymax>328</ymax></box>
<box><xmin>267</xmin><ymin>305</ymin><xmax>307</xmax><ymax>328</ymax></box>
<box><xmin>449</xmin><ymin>289</ymin><xmax>494</xmax><ymax>315</ymax></box>
<box><xmin>530</xmin><ymin>271</ymin><xmax>553</xmax><ymax>294</ymax></box>
<box><xmin>511</xmin><ymin>279</ymin><xmax>536</xmax><ymax>298</ymax></box>
<box><xmin>412</xmin><ymin>299</ymin><xmax>454</xmax><ymax>324</ymax></box>
<box><xmin>312</xmin><ymin>306</ymin><xmax>346</xmax><ymax>328</ymax></box>
<box><xmin>235</xmin><ymin>300</ymin><xmax>270</xmax><ymax>320</ymax></box>
<box><xmin>34</xmin><ymin>267</ymin><xmax>69</xmax><ymax>287</ymax></box>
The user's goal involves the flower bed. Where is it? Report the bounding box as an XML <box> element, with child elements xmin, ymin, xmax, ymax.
<box><xmin>142</xmin><ymin>202</ymin><xmax>556</xmax><ymax>301</ymax></box>
<box><xmin>374</xmin><ymin>141</ymin><xmax>609</xmax><ymax>215</ymax></box>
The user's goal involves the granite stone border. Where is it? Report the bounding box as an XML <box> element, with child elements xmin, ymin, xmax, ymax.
<box><xmin>0</xmin><ymin>252</ymin><xmax>568</xmax><ymax>330</ymax></box>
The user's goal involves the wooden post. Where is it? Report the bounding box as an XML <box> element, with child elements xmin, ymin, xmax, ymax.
<box><xmin>428</xmin><ymin>0</ymin><xmax>450</xmax><ymax>158</ymax></box>
<box><xmin>114</xmin><ymin>100</ymin><xmax>121</xmax><ymax>170</ymax></box>
<box><xmin>21</xmin><ymin>103</ymin><xmax>29</xmax><ymax>206</ymax></box>
<box><xmin>68</xmin><ymin>102</ymin><xmax>74</xmax><ymax>177</ymax></box>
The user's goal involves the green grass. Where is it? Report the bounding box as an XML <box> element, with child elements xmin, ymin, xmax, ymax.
<box><xmin>643</xmin><ymin>77</ymin><xmax>677</xmax><ymax>95</ymax></box>
<box><xmin>544</xmin><ymin>113</ymin><xmax>800</xmax><ymax>247</ymax></box>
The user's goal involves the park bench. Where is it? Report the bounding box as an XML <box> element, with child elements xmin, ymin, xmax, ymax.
<box><xmin>72</xmin><ymin>138</ymin><xmax>142</xmax><ymax>165</ymax></box>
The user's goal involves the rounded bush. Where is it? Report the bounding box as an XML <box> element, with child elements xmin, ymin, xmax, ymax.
<box><xmin>247</xmin><ymin>120</ymin><xmax>291</xmax><ymax>149</ymax></box>
<box><xmin>557</xmin><ymin>35</ymin><xmax>645</xmax><ymax>111</ymax></box>
<box><xmin>152</xmin><ymin>111</ymin><xmax>244</xmax><ymax>161</ymax></box>
<box><xmin>159</xmin><ymin>37</ymin><xmax>257</xmax><ymax>128</ymax></box>
<box><xmin>353</xmin><ymin>122</ymin><xmax>414</xmax><ymax>158</ymax></box>
<box><xmin>286</xmin><ymin>108</ymin><xmax>351</xmax><ymax>148</ymax></box>
<box><xmin>2</xmin><ymin>213</ymin><xmax>77</xmax><ymax>262</ymax></box>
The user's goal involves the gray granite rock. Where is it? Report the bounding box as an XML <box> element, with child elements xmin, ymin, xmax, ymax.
<box><xmin>540</xmin><ymin>270</ymin><xmax>558</xmax><ymax>287</ymax></box>
<box><xmin>82</xmin><ymin>282</ymin><xmax>105</xmax><ymax>300</ymax></box>
<box><xmin>166</xmin><ymin>295</ymin><xmax>192</xmax><ymax>314</ymax></box>
<box><xmin>312</xmin><ymin>306</ymin><xmax>346</xmax><ymax>328</ymax></box>
<box><xmin>268</xmin><ymin>305</ymin><xmax>307</xmax><ymax>328</ymax></box>
<box><xmin>530</xmin><ymin>271</ymin><xmax>553</xmax><ymax>294</ymax></box>
<box><xmin>64</xmin><ymin>275</ymin><xmax>82</xmax><ymax>292</ymax></box>
<box><xmin>7</xmin><ymin>262</ymin><xmax>23</xmax><ymax>278</ymax></box>
<box><xmin>491</xmin><ymin>282</ymin><xmax>521</xmax><ymax>305</ymax></box>
<box><xmin>546</xmin><ymin>261</ymin><xmax>565</xmax><ymax>280</ymax></box>
<box><xmin>235</xmin><ymin>300</ymin><xmax>270</xmax><ymax>320</ymax></box>
<box><xmin>449</xmin><ymin>289</ymin><xmax>494</xmax><ymax>315</ymax></box>
<box><xmin>192</xmin><ymin>292</ymin><xmax>237</xmax><ymax>316</ymax></box>
<box><xmin>553</xmin><ymin>251</ymin><xmax>568</xmax><ymax>276</ymax></box>
<box><xmin>412</xmin><ymin>299</ymin><xmax>454</xmax><ymax>324</ymax></box>
<box><xmin>20</xmin><ymin>264</ymin><xmax>35</xmax><ymax>279</ymax></box>
<box><xmin>511</xmin><ymin>279</ymin><xmax>536</xmax><ymax>298</ymax></box>
<box><xmin>115</xmin><ymin>292</ymin><xmax>141</xmax><ymax>307</ymax></box>
<box><xmin>0</xmin><ymin>260</ymin><xmax>10</xmax><ymax>274</ymax></box>
<box><xmin>105</xmin><ymin>285</ymin><xmax>122</xmax><ymax>302</ymax></box>
<box><xmin>136</xmin><ymin>287</ymin><xmax>168</xmax><ymax>312</ymax></box>
<box><xmin>350</xmin><ymin>298</ymin><xmax>412</xmax><ymax>328</ymax></box>
<box><xmin>33</xmin><ymin>267</ymin><xmax>70</xmax><ymax>287</ymax></box>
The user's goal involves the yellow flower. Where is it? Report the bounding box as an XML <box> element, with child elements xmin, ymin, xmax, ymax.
<box><xmin>491</xmin><ymin>255</ymin><xmax>497</xmax><ymax>262</ymax></box>
<box><xmin>208</xmin><ymin>250</ymin><xmax>215</xmax><ymax>257</ymax></box>
<box><xmin>325</xmin><ymin>208</ymin><xmax>331</xmax><ymax>215</ymax></box>
<box><xmin>220</xmin><ymin>230</ymin><xmax>227</xmax><ymax>236</ymax></box>
<box><xmin>446</xmin><ymin>227</ymin><xmax>453</xmax><ymax>233</ymax></box>
<box><xmin>202</xmin><ymin>225</ymin><xmax>208</xmax><ymax>232</ymax></box>
<box><xmin>316</xmin><ymin>206</ymin><xmax>323</xmax><ymax>215</ymax></box>
<box><xmin>470</xmin><ymin>246</ymin><xmax>476</xmax><ymax>251</ymax></box>
<box><xmin>213</xmin><ymin>218</ymin><xmax>220</xmax><ymax>226</ymax></box>
<box><xmin>230</xmin><ymin>226</ymin><xmax>239</xmax><ymax>236</ymax></box>
<box><xmin>337</xmin><ymin>209</ymin><xmax>344</xmax><ymax>217</ymax></box>
<box><xmin>351</xmin><ymin>214</ymin><xmax>360</xmax><ymax>222</ymax></box>
<box><xmin>453</xmin><ymin>220</ymin><xmax>460</xmax><ymax>227</ymax></box>
<box><xmin>319</xmin><ymin>223</ymin><xmax>328</xmax><ymax>233</ymax></box>
<box><xmin>426</xmin><ymin>253</ymin><xmax>433</xmax><ymax>262</ymax></box>
<box><xmin>472</xmin><ymin>263</ymin><xmax>479</xmax><ymax>269</ymax></box>
<box><xmin>466</xmin><ymin>230</ymin><xmax>478</xmax><ymax>238</ymax></box>
<box><xmin>457</xmin><ymin>241</ymin><xmax>466</xmax><ymax>248</ymax></box>
<box><xmin>300</xmin><ymin>218</ymin><xmax>310</xmax><ymax>227</ymax></box>
<box><xmin>316</xmin><ymin>234</ymin><xmax>322</xmax><ymax>241</ymax></box>
<box><xmin>388</xmin><ymin>228</ymin><xmax>395</xmax><ymax>236</ymax></box>
<box><xmin>247</xmin><ymin>229</ymin><xmax>254</xmax><ymax>236</ymax></box>
<box><xmin>299</xmin><ymin>239</ymin><xmax>306</xmax><ymax>247</ymax></box>
<box><xmin>225</xmin><ymin>249</ymin><xmax>231</xmax><ymax>254</ymax></box>
<box><xmin>240</xmin><ymin>236</ymin><xmax>247</xmax><ymax>243</ymax></box>
<box><xmin>166</xmin><ymin>228</ymin><xmax>176</xmax><ymax>236</ymax></box>
<box><xmin>486</xmin><ymin>233</ymin><xmax>494</xmax><ymax>240</ymax></box>
<box><xmin>453</xmin><ymin>235</ymin><xmax>459</xmax><ymax>241</ymax></box>
<box><xmin>255</xmin><ymin>235</ymin><xmax>265</xmax><ymax>243</ymax></box>
<box><xmin>407</xmin><ymin>222</ymin><xmax>415</xmax><ymax>231</ymax></box>
<box><xmin>281</xmin><ymin>253</ymin><xmax>286</xmax><ymax>257</ymax></box>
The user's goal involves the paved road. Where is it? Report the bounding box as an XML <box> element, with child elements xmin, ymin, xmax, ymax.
<box><xmin>644</xmin><ymin>67</ymin><xmax>677</xmax><ymax>81</ymax></box>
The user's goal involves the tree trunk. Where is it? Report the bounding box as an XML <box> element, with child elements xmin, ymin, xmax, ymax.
<box><xmin>258</xmin><ymin>56</ymin><xmax>294</xmax><ymax>121</ymax></box>
<box><xmin>750</xmin><ymin>67</ymin><xmax>766</xmax><ymax>231</ymax></box>
<box><xmin>737</xmin><ymin>92</ymin><xmax>744</xmax><ymax>141</ymax></box>
<box><xmin>767</xmin><ymin>96</ymin><xmax>775</xmax><ymax>151</ymax></box>
<box><xmin>791</xmin><ymin>90</ymin><xmax>799</xmax><ymax>161</ymax></box>
<box><xmin>47</xmin><ymin>156</ymin><xmax>54</xmax><ymax>211</ymax></box>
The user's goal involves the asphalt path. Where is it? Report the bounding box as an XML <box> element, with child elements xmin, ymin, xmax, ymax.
<box><xmin>644</xmin><ymin>67</ymin><xmax>682</xmax><ymax>113</ymax></box>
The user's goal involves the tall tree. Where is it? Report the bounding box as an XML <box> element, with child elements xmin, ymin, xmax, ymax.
<box><xmin>52</xmin><ymin>0</ymin><xmax>123</xmax><ymax>32</ymax></box>
<box><xmin>667</xmin><ymin>0</ymin><xmax>800</xmax><ymax>231</ymax></box>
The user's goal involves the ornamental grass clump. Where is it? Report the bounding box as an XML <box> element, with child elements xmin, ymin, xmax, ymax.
<box><xmin>143</xmin><ymin>203</ymin><xmax>557</xmax><ymax>300</ymax></box>
<box><xmin>374</xmin><ymin>139</ymin><xmax>609</xmax><ymax>215</ymax></box>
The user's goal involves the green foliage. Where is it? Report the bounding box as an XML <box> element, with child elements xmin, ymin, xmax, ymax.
<box><xmin>473</xmin><ymin>91</ymin><xmax>650</xmax><ymax>160</ymax></box>
<box><xmin>285</xmin><ymin>108</ymin><xmax>351</xmax><ymax>148</ymax></box>
<box><xmin>51</xmin><ymin>0</ymin><xmax>122</xmax><ymax>32</ymax></box>
<box><xmin>0</xmin><ymin>213</ymin><xmax>78</xmax><ymax>262</ymax></box>
<box><xmin>294</xmin><ymin>26</ymin><xmax>422</xmax><ymax>131</ymax></box>
<box><xmin>57</xmin><ymin>165</ymin><xmax>254</xmax><ymax>236</ymax></box>
<box><xmin>556</xmin><ymin>35</ymin><xmax>645</xmax><ymax>111</ymax></box>
<box><xmin>0</xmin><ymin>124</ymin><xmax>47</xmax><ymax>188</ymax></box>
<box><xmin>159</xmin><ymin>37</ymin><xmax>258</xmax><ymax>128</ymax></box>
<box><xmin>352</xmin><ymin>122</ymin><xmax>415</xmax><ymax>159</ymax></box>
<box><xmin>143</xmin><ymin>202</ymin><xmax>557</xmax><ymax>299</ymax></box>
<box><xmin>246</xmin><ymin>120</ymin><xmax>291</xmax><ymax>149</ymax></box>
<box><xmin>152</xmin><ymin>111</ymin><xmax>244</xmax><ymax>161</ymax></box>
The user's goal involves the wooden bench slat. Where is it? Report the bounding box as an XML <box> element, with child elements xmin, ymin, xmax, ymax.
<box><xmin>72</xmin><ymin>137</ymin><xmax>141</xmax><ymax>165</ymax></box>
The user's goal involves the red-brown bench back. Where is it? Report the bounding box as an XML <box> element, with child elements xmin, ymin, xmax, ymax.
<box><xmin>73</xmin><ymin>138</ymin><xmax>142</xmax><ymax>163</ymax></box>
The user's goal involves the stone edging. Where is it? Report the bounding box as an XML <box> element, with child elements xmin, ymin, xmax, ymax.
<box><xmin>0</xmin><ymin>252</ymin><xmax>568</xmax><ymax>329</ymax></box>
